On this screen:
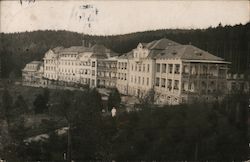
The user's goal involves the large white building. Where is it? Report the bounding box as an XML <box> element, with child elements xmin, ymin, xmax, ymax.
<box><xmin>23</xmin><ymin>38</ymin><xmax>231</xmax><ymax>105</ymax></box>
<box><xmin>116</xmin><ymin>38</ymin><xmax>230</xmax><ymax>105</ymax></box>
<box><xmin>43</xmin><ymin>42</ymin><xmax>118</xmax><ymax>88</ymax></box>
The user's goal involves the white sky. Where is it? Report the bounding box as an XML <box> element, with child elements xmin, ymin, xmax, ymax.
<box><xmin>0</xmin><ymin>0</ymin><xmax>249</xmax><ymax>35</ymax></box>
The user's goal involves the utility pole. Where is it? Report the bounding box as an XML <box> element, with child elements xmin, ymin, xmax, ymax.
<box><xmin>194</xmin><ymin>141</ymin><xmax>198</xmax><ymax>161</ymax></box>
<box><xmin>67</xmin><ymin>122</ymin><xmax>72</xmax><ymax>162</ymax></box>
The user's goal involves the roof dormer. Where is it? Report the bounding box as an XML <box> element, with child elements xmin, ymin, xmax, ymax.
<box><xmin>137</xmin><ymin>43</ymin><xmax>143</xmax><ymax>49</ymax></box>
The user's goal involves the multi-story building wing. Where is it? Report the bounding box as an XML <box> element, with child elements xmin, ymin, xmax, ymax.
<box><xmin>154</xmin><ymin>44</ymin><xmax>229</xmax><ymax>105</ymax></box>
<box><xmin>43</xmin><ymin>48</ymin><xmax>60</xmax><ymax>81</ymax></box>
<box><xmin>22</xmin><ymin>61</ymin><xmax>45</xmax><ymax>86</ymax></box>
<box><xmin>116</xmin><ymin>38</ymin><xmax>230</xmax><ymax>105</ymax></box>
<box><xmin>117</xmin><ymin>38</ymin><xmax>180</xmax><ymax>97</ymax></box>
<box><xmin>89</xmin><ymin>44</ymin><xmax>118</xmax><ymax>88</ymax></box>
<box><xmin>116</xmin><ymin>52</ymin><xmax>130</xmax><ymax>94</ymax></box>
<box><xmin>227</xmin><ymin>73</ymin><xmax>250</xmax><ymax>94</ymax></box>
<box><xmin>79</xmin><ymin>51</ymin><xmax>92</xmax><ymax>86</ymax></box>
<box><xmin>97</xmin><ymin>57</ymin><xmax>117</xmax><ymax>88</ymax></box>
<box><xmin>42</xmin><ymin>43</ymin><xmax>117</xmax><ymax>88</ymax></box>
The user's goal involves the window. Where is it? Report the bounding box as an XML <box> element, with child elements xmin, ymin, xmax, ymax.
<box><xmin>202</xmin><ymin>65</ymin><xmax>208</xmax><ymax>75</ymax></box>
<box><xmin>138</xmin><ymin>77</ymin><xmax>141</xmax><ymax>84</ymax></box>
<box><xmin>92</xmin><ymin>61</ymin><xmax>95</xmax><ymax>67</ymax></box>
<box><xmin>167</xmin><ymin>79</ymin><xmax>172</xmax><ymax>90</ymax></box>
<box><xmin>175</xmin><ymin>64</ymin><xmax>180</xmax><ymax>74</ymax></box>
<box><xmin>143</xmin><ymin>64</ymin><xmax>145</xmax><ymax>72</ymax></box>
<box><xmin>131</xmin><ymin>64</ymin><xmax>133</xmax><ymax>71</ymax></box>
<box><xmin>147</xmin><ymin>78</ymin><xmax>149</xmax><ymax>86</ymax></box>
<box><xmin>131</xmin><ymin>76</ymin><xmax>133</xmax><ymax>83</ymax></box>
<box><xmin>139</xmin><ymin>65</ymin><xmax>141</xmax><ymax>72</ymax></box>
<box><xmin>162</xmin><ymin>64</ymin><xmax>166</xmax><ymax>73</ymax></box>
<box><xmin>174</xmin><ymin>80</ymin><xmax>179</xmax><ymax>90</ymax></box>
<box><xmin>161</xmin><ymin>78</ymin><xmax>166</xmax><ymax>88</ymax></box>
<box><xmin>156</xmin><ymin>64</ymin><xmax>160</xmax><ymax>72</ymax></box>
<box><xmin>142</xmin><ymin>77</ymin><xmax>144</xmax><ymax>85</ymax></box>
<box><xmin>135</xmin><ymin>64</ymin><xmax>137</xmax><ymax>71</ymax></box>
<box><xmin>92</xmin><ymin>70</ymin><xmax>95</xmax><ymax>76</ymax></box>
<box><xmin>134</xmin><ymin>52</ymin><xmax>137</xmax><ymax>58</ymax></box>
<box><xmin>125</xmin><ymin>63</ymin><xmax>127</xmax><ymax>69</ymax></box>
<box><xmin>147</xmin><ymin>64</ymin><xmax>150</xmax><ymax>72</ymax></box>
<box><xmin>156</xmin><ymin>78</ymin><xmax>160</xmax><ymax>86</ymax></box>
<box><xmin>183</xmin><ymin>65</ymin><xmax>189</xmax><ymax>74</ymax></box>
<box><xmin>168</xmin><ymin>64</ymin><xmax>173</xmax><ymax>74</ymax></box>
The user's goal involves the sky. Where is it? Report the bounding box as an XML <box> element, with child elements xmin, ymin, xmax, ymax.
<box><xmin>0</xmin><ymin>0</ymin><xmax>249</xmax><ymax>35</ymax></box>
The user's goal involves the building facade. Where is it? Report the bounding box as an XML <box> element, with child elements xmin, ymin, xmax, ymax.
<box><xmin>116</xmin><ymin>38</ymin><xmax>230</xmax><ymax>105</ymax></box>
<box><xmin>23</xmin><ymin>38</ymin><xmax>231</xmax><ymax>105</ymax></box>
<box><xmin>42</xmin><ymin>43</ymin><xmax>118</xmax><ymax>88</ymax></box>
<box><xmin>227</xmin><ymin>73</ymin><xmax>250</xmax><ymax>94</ymax></box>
<box><xmin>22</xmin><ymin>61</ymin><xmax>45</xmax><ymax>86</ymax></box>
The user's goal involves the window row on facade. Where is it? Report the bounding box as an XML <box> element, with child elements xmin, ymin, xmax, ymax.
<box><xmin>155</xmin><ymin>78</ymin><xmax>180</xmax><ymax>90</ymax></box>
<box><xmin>98</xmin><ymin>62</ymin><xmax>117</xmax><ymax>68</ymax></box>
<box><xmin>60</xmin><ymin>54</ymin><xmax>77</xmax><ymax>58</ymax></box>
<box><xmin>117</xmin><ymin>73</ymin><xmax>127</xmax><ymax>80</ymax></box>
<box><xmin>131</xmin><ymin>63</ymin><xmax>150</xmax><ymax>73</ymax></box>
<box><xmin>182</xmin><ymin>64</ymin><xmax>226</xmax><ymax>77</ymax></box>
<box><xmin>45</xmin><ymin>66</ymin><xmax>56</xmax><ymax>71</ymax></box>
<box><xmin>97</xmin><ymin>71</ymin><xmax>116</xmax><ymax>78</ymax></box>
<box><xmin>117</xmin><ymin>62</ymin><xmax>127</xmax><ymax>70</ymax></box>
<box><xmin>97</xmin><ymin>79</ymin><xmax>116</xmax><ymax>87</ymax></box>
<box><xmin>156</xmin><ymin>63</ymin><xmax>180</xmax><ymax>74</ymax></box>
<box><xmin>45</xmin><ymin>60</ymin><xmax>56</xmax><ymax>64</ymax></box>
<box><xmin>130</xmin><ymin>75</ymin><xmax>150</xmax><ymax>86</ymax></box>
<box><xmin>44</xmin><ymin>73</ymin><xmax>57</xmax><ymax>80</ymax></box>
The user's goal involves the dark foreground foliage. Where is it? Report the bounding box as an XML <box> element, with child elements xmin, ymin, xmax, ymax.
<box><xmin>0</xmin><ymin>87</ymin><xmax>248</xmax><ymax>161</ymax></box>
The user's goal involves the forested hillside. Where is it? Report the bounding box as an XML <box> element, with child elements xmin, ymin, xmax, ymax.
<box><xmin>1</xmin><ymin>23</ymin><xmax>249</xmax><ymax>78</ymax></box>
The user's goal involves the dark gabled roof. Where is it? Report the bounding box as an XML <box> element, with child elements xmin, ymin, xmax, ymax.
<box><xmin>29</xmin><ymin>61</ymin><xmax>43</xmax><ymax>64</ymax></box>
<box><xmin>156</xmin><ymin>45</ymin><xmax>224</xmax><ymax>61</ymax></box>
<box><xmin>141</xmin><ymin>43</ymin><xmax>148</xmax><ymax>48</ymax></box>
<box><xmin>145</xmin><ymin>38</ymin><xmax>180</xmax><ymax>50</ymax></box>
<box><xmin>118</xmin><ymin>51</ymin><xmax>133</xmax><ymax>59</ymax></box>
<box><xmin>119</xmin><ymin>39</ymin><xmax>225</xmax><ymax>61</ymax></box>
<box><xmin>51</xmin><ymin>46</ymin><xmax>64</xmax><ymax>53</ymax></box>
<box><xmin>110</xmin><ymin>51</ymin><xmax>119</xmax><ymax>57</ymax></box>
<box><xmin>22</xmin><ymin>61</ymin><xmax>43</xmax><ymax>71</ymax></box>
<box><xmin>50</xmin><ymin>44</ymin><xmax>118</xmax><ymax>59</ymax></box>
<box><xmin>58</xmin><ymin>46</ymin><xmax>91</xmax><ymax>53</ymax></box>
<box><xmin>147</xmin><ymin>49</ymin><xmax>165</xmax><ymax>58</ymax></box>
<box><xmin>118</xmin><ymin>38</ymin><xmax>181</xmax><ymax>59</ymax></box>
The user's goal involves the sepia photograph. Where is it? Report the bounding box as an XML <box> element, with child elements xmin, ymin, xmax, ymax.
<box><xmin>0</xmin><ymin>0</ymin><xmax>250</xmax><ymax>161</ymax></box>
